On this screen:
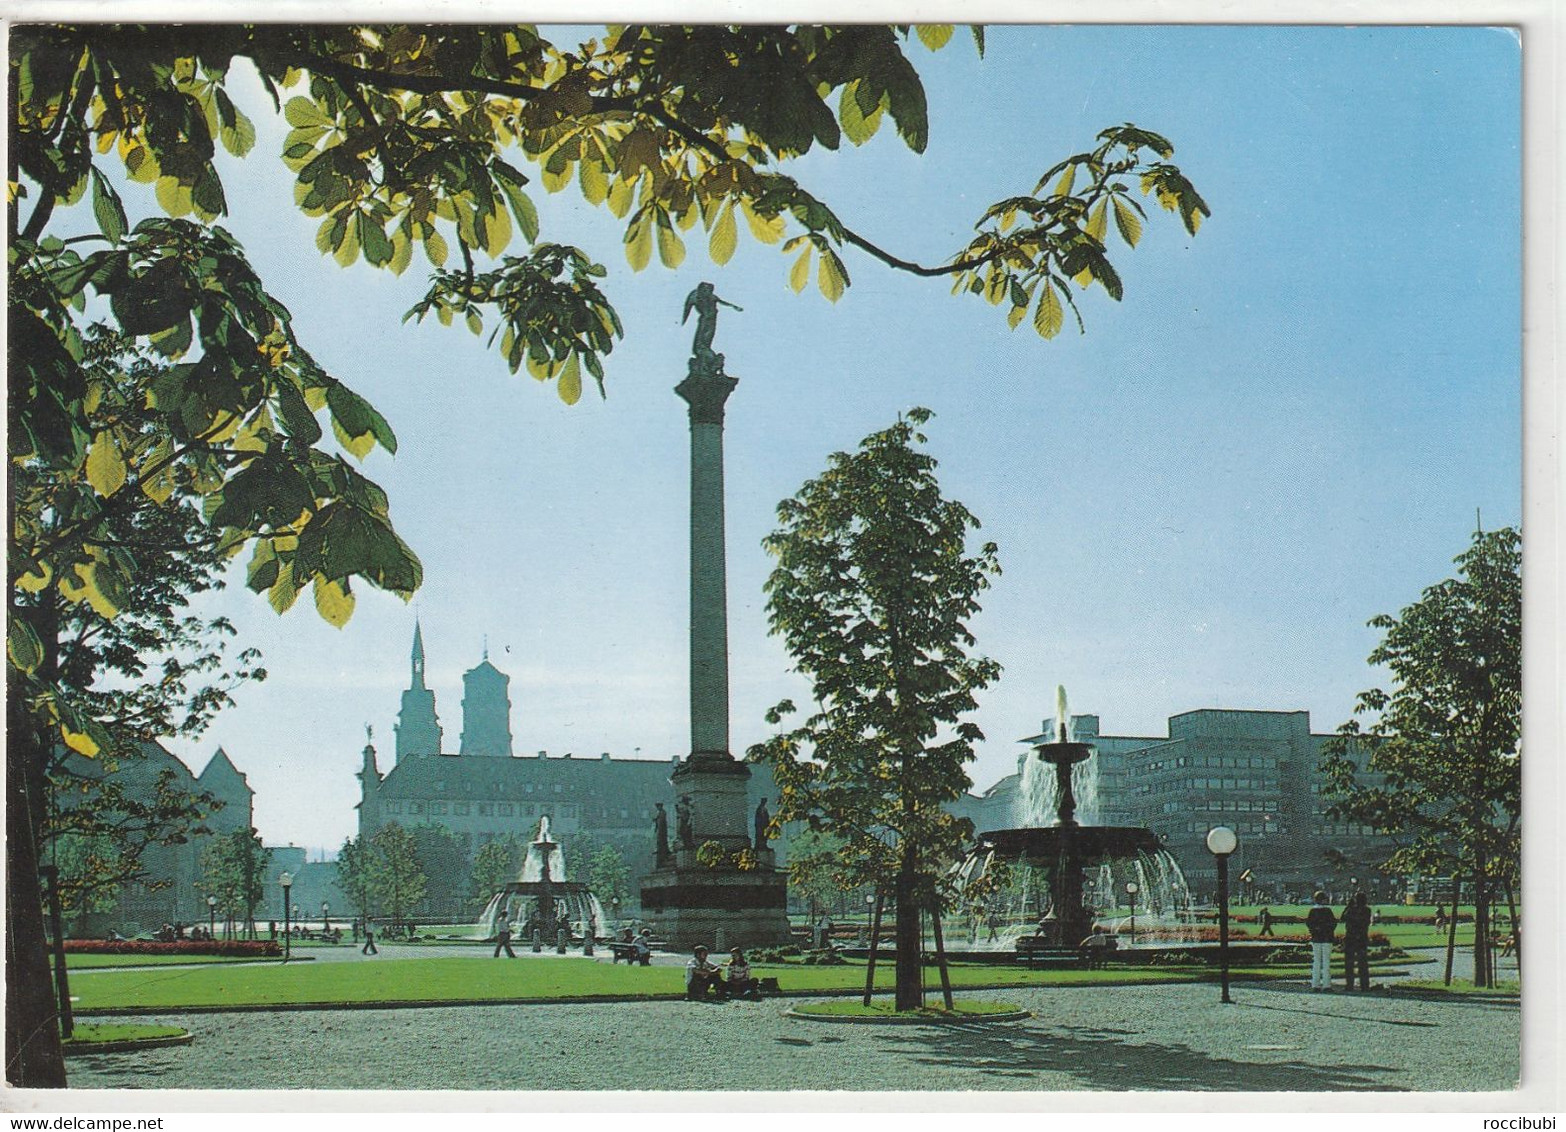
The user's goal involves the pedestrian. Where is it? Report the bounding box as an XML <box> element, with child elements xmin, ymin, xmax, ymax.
<box><xmin>494</xmin><ymin>919</ymin><xmax>516</xmax><ymax>959</ymax></box>
<box><xmin>1258</xmin><ymin>907</ymin><xmax>1275</xmax><ymax>937</ymax></box>
<box><xmin>1341</xmin><ymin>892</ymin><xmax>1373</xmax><ymax>991</ymax></box>
<box><xmin>1305</xmin><ymin>890</ymin><xmax>1337</xmax><ymax>991</ymax></box>
<box><xmin>361</xmin><ymin>920</ymin><xmax>378</xmax><ymax>956</ymax></box>
<box><xmin>1434</xmin><ymin>903</ymin><xmax>1447</xmax><ymax>931</ymax></box>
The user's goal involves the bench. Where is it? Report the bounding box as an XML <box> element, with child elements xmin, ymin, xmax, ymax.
<box><xmin>1014</xmin><ymin>943</ymin><xmax>1087</xmax><ymax>969</ymax></box>
<box><xmin>607</xmin><ymin>942</ymin><xmax>650</xmax><ymax>965</ymax></box>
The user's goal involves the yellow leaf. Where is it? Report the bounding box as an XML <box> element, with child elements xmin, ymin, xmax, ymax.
<box><xmin>1034</xmin><ymin>282</ymin><xmax>1064</xmax><ymax>339</ymax></box>
<box><xmin>424</xmin><ymin>228</ymin><xmax>448</xmax><ymax>267</ymax></box>
<box><xmin>625</xmin><ymin>215</ymin><xmax>653</xmax><ymax>272</ymax></box>
<box><xmin>741</xmin><ymin>201</ymin><xmax>785</xmax><ymax>245</ymax></box>
<box><xmin>154</xmin><ymin>176</ymin><xmax>192</xmax><ymax>217</ymax></box>
<box><xmin>1087</xmin><ymin>200</ymin><xmax>1108</xmax><ymax>242</ymax></box>
<box><xmin>1112</xmin><ymin>197</ymin><xmax>1143</xmax><ymax>247</ymax></box>
<box><xmin>333</xmin><ymin>419</ymin><xmax>376</xmax><ymax>461</ymax></box>
<box><xmin>817</xmin><ymin>251</ymin><xmax>845</xmax><ymax>302</ymax></box>
<box><xmin>656</xmin><ymin>219</ymin><xmax>686</xmax><ymax>268</ymax></box>
<box><xmin>915</xmin><ymin>24</ymin><xmax>954</xmax><ymax>50</ymax></box>
<box><xmin>15</xmin><ymin>561</ymin><xmax>52</xmax><ymax>594</ymax></box>
<box><xmin>312</xmin><ymin>575</ymin><xmax>355</xmax><ymax>627</ymax></box>
<box><xmin>606</xmin><ymin>176</ymin><xmax>634</xmax><ymax>219</ymax></box>
<box><xmin>789</xmin><ymin>245</ymin><xmax>812</xmax><ymax>293</ymax></box>
<box><xmin>557</xmin><ymin>353</ymin><xmax>582</xmax><ymax>405</ymax></box>
<box><xmin>62</xmin><ymin>726</ymin><xmax>100</xmax><ymax>758</ymax></box>
<box><xmin>85</xmin><ymin>431</ymin><xmax>127</xmax><ymax>497</ymax></box>
<box><xmin>708</xmin><ymin>204</ymin><xmax>737</xmax><ymax>265</ymax></box>
<box><xmin>579</xmin><ymin>159</ymin><xmax>608</xmax><ymax>205</ymax></box>
<box><xmin>1053</xmin><ymin>164</ymin><xmax>1076</xmax><ymax>198</ymax></box>
<box><xmin>482</xmin><ymin>203</ymin><xmax>511</xmax><ymax>258</ymax></box>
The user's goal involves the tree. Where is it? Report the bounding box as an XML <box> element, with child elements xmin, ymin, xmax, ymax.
<box><xmin>368</xmin><ymin>824</ymin><xmax>426</xmax><ymax>929</ymax></box>
<box><xmin>469</xmin><ymin>835</ymin><xmax>523</xmax><ymax>908</ymax></box>
<box><xmin>586</xmin><ymin>844</ymin><xmax>631</xmax><ymax>915</ymax></box>
<box><xmin>336</xmin><ymin>835</ymin><xmax>375</xmax><ymax>921</ymax></box>
<box><xmin>198</xmin><ymin>827</ymin><xmax>271</xmax><ymax>938</ymax></box>
<box><xmin>407</xmin><ymin>823</ymin><xmax>468</xmax><ymax>919</ymax></box>
<box><xmin>9</xmin><ymin>22</ymin><xmax>1206</xmax><ymax>1084</ymax></box>
<box><xmin>1321</xmin><ymin>526</ymin><xmax>1521</xmax><ymax>987</ymax></box>
<box><xmin>749</xmin><ymin>408</ymin><xmax>1001</xmax><ymax>1011</ymax></box>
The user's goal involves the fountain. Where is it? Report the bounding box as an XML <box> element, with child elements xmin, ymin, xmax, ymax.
<box><xmin>955</xmin><ymin>686</ymin><xmax>1193</xmax><ymax>951</ymax></box>
<box><xmin>474</xmin><ymin>817</ymin><xmax>609</xmax><ymax>945</ymax></box>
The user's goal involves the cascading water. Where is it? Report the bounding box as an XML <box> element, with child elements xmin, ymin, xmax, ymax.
<box><xmin>953</xmin><ymin>684</ymin><xmax>1195</xmax><ymax>950</ymax></box>
<box><xmin>467</xmin><ymin>816</ymin><xmax>613</xmax><ymax>943</ymax></box>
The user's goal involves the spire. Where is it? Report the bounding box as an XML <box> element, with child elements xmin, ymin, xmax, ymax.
<box><xmin>412</xmin><ymin>620</ymin><xmax>426</xmax><ymax>688</ymax></box>
<box><xmin>360</xmin><ymin>726</ymin><xmax>381</xmax><ymax>784</ymax></box>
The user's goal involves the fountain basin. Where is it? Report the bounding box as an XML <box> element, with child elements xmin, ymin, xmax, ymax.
<box><xmin>978</xmin><ymin>826</ymin><xmax>1163</xmax><ymax>860</ymax></box>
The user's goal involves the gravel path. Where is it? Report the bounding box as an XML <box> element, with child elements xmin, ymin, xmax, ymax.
<box><xmin>66</xmin><ymin>978</ymin><xmax>1519</xmax><ymax>1093</ymax></box>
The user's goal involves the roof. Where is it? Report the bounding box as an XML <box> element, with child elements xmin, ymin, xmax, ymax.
<box><xmin>376</xmin><ymin>751</ymin><xmax>685</xmax><ymax>800</ymax></box>
<box><xmin>198</xmin><ymin>746</ymin><xmax>254</xmax><ymax>793</ymax></box>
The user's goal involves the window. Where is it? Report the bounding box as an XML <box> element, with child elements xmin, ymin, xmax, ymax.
<box><xmin>498</xmin><ymin>803</ymin><xmax>513</xmax><ymax>817</ymax></box>
<box><xmin>524</xmin><ymin>804</ymin><xmax>536</xmax><ymax>817</ymax></box>
<box><xmin>435</xmin><ymin>780</ymin><xmax>446</xmax><ymax>791</ymax></box>
<box><xmin>409</xmin><ymin>802</ymin><xmax>424</xmax><ymax>815</ymax></box>
<box><xmin>430</xmin><ymin>802</ymin><xmax>448</xmax><ymax>815</ymax></box>
<box><xmin>478</xmin><ymin>803</ymin><xmax>493</xmax><ymax>816</ymax></box>
<box><xmin>387</xmin><ymin>802</ymin><xmax>403</xmax><ymax>814</ymax></box>
<box><xmin>454</xmin><ymin>803</ymin><xmax>470</xmax><ymax>816</ymax></box>
<box><xmin>554</xmin><ymin>783</ymin><xmax>562</xmax><ymax>794</ymax></box>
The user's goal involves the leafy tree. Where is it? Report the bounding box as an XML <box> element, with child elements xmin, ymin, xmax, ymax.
<box><xmin>336</xmin><ymin>835</ymin><xmax>375</xmax><ymax>921</ymax></box>
<box><xmin>368</xmin><ymin>824</ymin><xmax>427</xmax><ymax>928</ymax></box>
<box><xmin>197</xmin><ymin>827</ymin><xmax>271</xmax><ymax>938</ymax></box>
<box><xmin>781</xmin><ymin>827</ymin><xmax>852</xmax><ymax>918</ymax></box>
<box><xmin>586</xmin><ymin>844</ymin><xmax>631</xmax><ymax>913</ymax></box>
<box><xmin>408</xmin><ymin>823</ymin><xmax>468</xmax><ymax>919</ymax></box>
<box><xmin>749</xmin><ymin>408</ymin><xmax>1001</xmax><ymax>1010</ymax></box>
<box><xmin>9</xmin><ymin>21</ymin><xmax>1206</xmax><ymax>1085</ymax></box>
<box><xmin>469</xmin><ymin>835</ymin><xmax>523</xmax><ymax>907</ymax></box>
<box><xmin>1321</xmin><ymin>526</ymin><xmax>1521</xmax><ymax>987</ymax></box>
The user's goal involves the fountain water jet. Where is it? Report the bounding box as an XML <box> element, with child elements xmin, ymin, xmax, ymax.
<box><xmin>473</xmin><ymin>816</ymin><xmax>609</xmax><ymax>944</ymax></box>
<box><xmin>954</xmin><ymin>686</ymin><xmax>1193</xmax><ymax>951</ymax></box>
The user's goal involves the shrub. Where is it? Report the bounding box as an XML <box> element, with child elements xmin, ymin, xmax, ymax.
<box><xmin>64</xmin><ymin>939</ymin><xmax>282</xmax><ymax>957</ymax></box>
<box><xmin>802</xmin><ymin>947</ymin><xmax>846</xmax><ymax>965</ymax></box>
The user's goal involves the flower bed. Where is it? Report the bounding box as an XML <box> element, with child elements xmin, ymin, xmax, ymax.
<box><xmin>64</xmin><ymin>939</ymin><xmax>282</xmax><ymax>958</ymax></box>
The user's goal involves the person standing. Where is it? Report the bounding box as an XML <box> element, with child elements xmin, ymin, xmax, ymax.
<box><xmin>361</xmin><ymin>920</ymin><xmax>378</xmax><ymax>956</ymax></box>
<box><xmin>494</xmin><ymin>919</ymin><xmax>517</xmax><ymax>959</ymax></box>
<box><xmin>1305</xmin><ymin>890</ymin><xmax>1337</xmax><ymax>991</ymax></box>
<box><xmin>1341</xmin><ymin>892</ymin><xmax>1373</xmax><ymax>991</ymax></box>
<box><xmin>1258</xmin><ymin>907</ymin><xmax>1275</xmax><ymax>937</ymax></box>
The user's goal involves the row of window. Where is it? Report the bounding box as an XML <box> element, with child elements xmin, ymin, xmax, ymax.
<box><xmin>1312</xmin><ymin>823</ymin><xmax>1377</xmax><ymax>837</ymax></box>
<box><xmin>1180</xmin><ymin>821</ymin><xmax>1274</xmax><ymax>835</ymax></box>
<box><xmin>1186</xmin><ymin>800</ymin><xmax>1279</xmax><ymax>813</ymax></box>
<box><xmin>382</xmin><ymin>801</ymin><xmax>580</xmax><ymax>819</ymax></box>
<box><xmin>1167</xmin><ymin>755</ymin><xmax>1280</xmax><ymax>770</ymax></box>
<box><xmin>434</xmin><ymin>780</ymin><xmax>569</xmax><ymax>795</ymax></box>
<box><xmin>1136</xmin><ymin>777</ymin><xmax>1280</xmax><ymax>795</ymax></box>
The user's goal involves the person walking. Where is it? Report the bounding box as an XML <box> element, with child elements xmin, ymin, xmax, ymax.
<box><xmin>494</xmin><ymin>919</ymin><xmax>517</xmax><ymax>959</ymax></box>
<box><xmin>361</xmin><ymin>920</ymin><xmax>378</xmax><ymax>956</ymax></box>
<box><xmin>1341</xmin><ymin>892</ymin><xmax>1373</xmax><ymax>991</ymax></box>
<box><xmin>1305</xmin><ymin>890</ymin><xmax>1337</xmax><ymax>991</ymax></box>
<box><xmin>1258</xmin><ymin>907</ymin><xmax>1275</xmax><ymax>937</ymax></box>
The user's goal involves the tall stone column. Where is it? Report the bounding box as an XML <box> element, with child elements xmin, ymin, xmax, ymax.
<box><xmin>639</xmin><ymin>283</ymin><xmax>789</xmax><ymax>949</ymax></box>
<box><xmin>675</xmin><ymin>368</ymin><xmax>738</xmax><ymax>759</ymax></box>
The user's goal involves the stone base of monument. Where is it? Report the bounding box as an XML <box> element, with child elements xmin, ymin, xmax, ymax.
<box><xmin>639</xmin><ymin>864</ymin><xmax>791</xmax><ymax>951</ymax></box>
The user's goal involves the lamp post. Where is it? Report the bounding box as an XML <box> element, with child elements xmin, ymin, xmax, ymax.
<box><xmin>1125</xmin><ymin>881</ymin><xmax>1139</xmax><ymax>946</ymax></box>
<box><xmin>279</xmin><ymin>872</ymin><xmax>293</xmax><ymax>962</ymax></box>
<box><xmin>1206</xmin><ymin>826</ymin><xmax>1238</xmax><ymax>1004</ymax></box>
<box><xmin>322</xmin><ymin>901</ymin><xmax>330</xmax><ymax>933</ymax></box>
<box><xmin>207</xmin><ymin>895</ymin><xmax>217</xmax><ymax>940</ymax></box>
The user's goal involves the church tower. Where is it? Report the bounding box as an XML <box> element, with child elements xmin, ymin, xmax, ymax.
<box><xmin>394</xmin><ymin>621</ymin><xmax>443</xmax><ymax>762</ymax></box>
<box><xmin>356</xmin><ymin>727</ymin><xmax>382</xmax><ymax>840</ymax></box>
<box><xmin>459</xmin><ymin>646</ymin><xmax>514</xmax><ymax>757</ymax></box>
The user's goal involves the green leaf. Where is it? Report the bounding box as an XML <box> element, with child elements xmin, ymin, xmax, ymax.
<box><xmin>709</xmin><ymin>204</ymin><xmax>737</xmax><ymax>265</ymax></box>
<box><xmin>85</xmin><ymin>431</ymin><xmax>128</xmax><ymax>497</ymax></box>
<box><xmin>7</xmin><ymin>618</ymin><xmax>44</xmax><ymax>675</ymax></box>
<box><xmin>500</xmin><ymin>181</ymin><xmax>540</xmax><ymax>244</ymax></box>
<box><xmin>579</xmin><ymin>158</ymin><xmax>608</xmax><ymax>205</ymax></box>
<box><xmin>89</xmin><ymin>169</ymin><xmax>127</xmax><ymax>243</ymax></box>
<box><xmin>1087</xmin><ymin>200</ymin><xmax>1108</xmax><ymax>242</ymax></box>
<box><xmin>817</xmin><ymin>249</ymin><xmax>846</xmax><ymax>302</ymax></box>
<box><xmin>915</xmin><ymin>25</ymin><xmax>954</xmax><ymax>50</ymax></box>
<box><xmin>625</xmin><ymin>214</ymin><xmax>653</xmax><ymax>272</ymax></box>
<box><xmin>284</xmin><ymin>96</ymin><xmax>335</xmax><ymax>129</ymax></box>
<box><xmin>1053</xmin><ymin>164</ymin><xmax>1076</xmax><ymax>198</ymax></box>
<box><xmin>1113</xmin><ymin>197</ymin><xmax>1143</xmax><ymax>247</ymax></box>
<box><xmin>1034</xmin><ymin>282</ymin><xmax>1064</xmax><ymax>339</ymax></box>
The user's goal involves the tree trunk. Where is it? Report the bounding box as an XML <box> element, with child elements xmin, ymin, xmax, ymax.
<box><xmin>893</xmin><ymin>838</ymin><xmax>922</xmax><ymax>1011</ymax></box>
<box><xmin>1472</xmin><ymin>854</ymin><xmax>1490</xmax><ymax>989</ymax></box>
<box><xmin>1504</xmin><ymin>878</ymin><xmax>1520</xmax><ymax>974</ymax></box>
<box><xmin>1443</xmin><ymin>875</ymin><xmax>1460</xmax><ymax>986</ymax></box>
<box><xmin>863</xmin><ymin>887</ymin><xmax>884</xmax><ymax>1008</ymax></box>
<box><xmin>6</xmin><ymin>677</ymin><xmax>68</xmax><ymax>1087</ymax></box>
<box><xmin>930</xmin><ymin>896</ymin><xmax>955</xmax><ymax>1011</ymax></box>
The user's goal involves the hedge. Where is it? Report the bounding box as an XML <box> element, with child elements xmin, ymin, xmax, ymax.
<box><xmin>63</xmin><ymin>939</ymin><xmax>282</xmax><ymax>957</ymax></box>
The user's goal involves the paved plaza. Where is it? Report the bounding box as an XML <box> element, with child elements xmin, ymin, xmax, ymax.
<box><xmin>66</xmin><ymin>960</ymin><xmax>1519</xmax><ymax>1093</ymax></box>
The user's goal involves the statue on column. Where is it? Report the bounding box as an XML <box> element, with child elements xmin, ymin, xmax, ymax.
<box><xmin>682</xmin><ymin>282</ymin><xmax>742</xmax><ymax>374</ymax></box>
<box><xmin>653</xmin><ymin>802</ymin><xmax>670</xmax><ymax>866</ymax></box>
<box><xmin>676</xmin><ymin>795</ymin><xmax>695</xmax><ymax>848</ymax></box>
<box><xmin>754</xmin><ymin>798</ymin><xmax>771</xmax><ymax>850</ymax></box>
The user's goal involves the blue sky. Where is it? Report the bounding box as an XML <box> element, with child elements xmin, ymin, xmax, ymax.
<box><xmin>125</xmin><ymin>25</ymin><xmax>1519</xmax><ymax>852</ymax></box>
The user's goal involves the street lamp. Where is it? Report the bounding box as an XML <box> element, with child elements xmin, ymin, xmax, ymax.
<box><xmin>1125</xmin><ymin>881</ymin><xmax>1139</xmax><ymax>946</ymax></box>
<box><xmin>322</xmin><ymin>901</ymin><xmax>330</xmax><ymax>932</ymax></box>
<box><xmin>207</xmin><ymin>895</ymin><xmax>217</xmax><ymax>940</ymax></box>
<box><xmin>279</xmin><ymin>872</ymin><xmax>293</xmax><ymax>962</ymax></box>
<box><xmin>1206</xmin><ymin>826</ymin><xmax>1239</xmax><ymax>1004</ymax></box>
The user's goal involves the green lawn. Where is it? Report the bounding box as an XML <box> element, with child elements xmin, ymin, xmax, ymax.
<box><xmin>71</xmin><ymin>955</ymin><xmax>1408</xmax><ymax>1012</ymax></box>
<box><xmin>63</xmin><ymin>1022</ymin><xmax>187</xmax><ymax>1045</ymax></box>
<box><xmin>66</xmin><ymin>953</ymin><xmax>272</xmax><ymax>969</ymax></box>
<box><xmin>1398</xmin><ymin>978</ymin><xmax>1520</xmax><ymax>997</ymax></box>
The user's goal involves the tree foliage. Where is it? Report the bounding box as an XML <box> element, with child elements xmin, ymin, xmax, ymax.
<box><xmin>367</xmin><ymin>823</ymin><xmax>426</xmax><ymax>924</ymax></box>
<box><xmin>336</xmin><ymin>834</ymin><xmax>374</xmax><ymax>919</ymax></box>
<box><xmin>197</xmin><ymin>826</ymin><xmax>272</xmax><ymax>936</ymax></box>
<box><xmin>407</xmin><ymin>822</ymin><xmax>468</xmax><ymax>916</ymax></box>
<box><xmin>748</xmin><ymin>408</ymin><xmax>1000</xmax><ymax>1009</ymax></box>
<box><xmin>469</xmin><ymin>835</ymin><xmax>523</xmax><ymax>906</ymax></box>
<box><xmin>587</xmin><ymin>844</ymin><xmax>631</xmax><ymax>912</ymax></box>
<box><xmin>1321</xmin><ymin>526</ymin><xmax>1520</xmax><ymax>985</ymax></box>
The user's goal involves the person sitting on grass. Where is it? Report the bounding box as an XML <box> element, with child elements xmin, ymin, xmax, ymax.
<box><xmin>726</xmin><ymin>948</ymin><xmax>760</xmax><ymax>999</ymax></box>
<box><xmin>685</xmin><ymin>945</ymin><xmax>725</xmax><ymax>1000</ymax></box>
